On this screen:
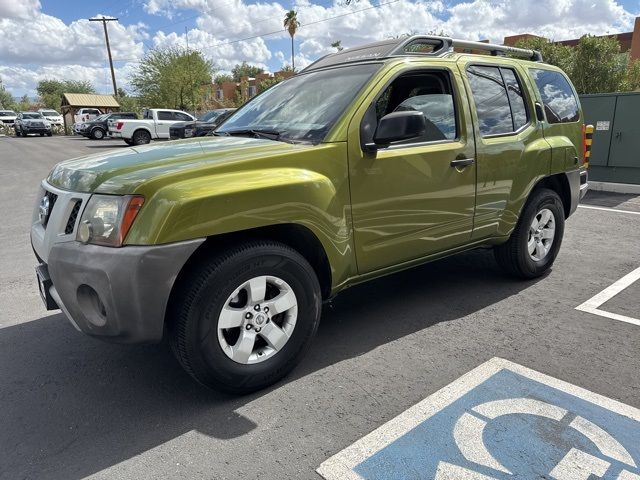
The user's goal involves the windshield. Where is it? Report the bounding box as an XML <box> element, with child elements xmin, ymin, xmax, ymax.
<box><xmin>41</xmin><ymin>110</ymin><xmax>59</xmax><ymax>116</ymax></box>
<box><xmin>23</xmin><ymin>113</ymin><xmax>43</xmax><ymax>119</ymax></box>
<box><xmin>217</xmin><ymin>64</ymin><xmax>380</xmax><ymax>143</ymax></box>
<box><xmin>0</xmin><ymin>111</ymin><xmax>16</xmax><ymax>116</ymax></box>
<box><xmin>200</xmin><ymin>111</ymin><xmax>223</xmax><ymax>122</ymax></box>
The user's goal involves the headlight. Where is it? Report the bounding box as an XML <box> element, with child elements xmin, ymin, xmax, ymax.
<box><xmin>77</xmin><ymin>194</ymin><xmax>145</xmax><ymax>247</ymax></box>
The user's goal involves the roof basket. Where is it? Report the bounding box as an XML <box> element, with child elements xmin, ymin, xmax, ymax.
<box><xmin>302</xmin><ymin>35</ymin><xmax>543</xmax><ymax>72</ymax></box>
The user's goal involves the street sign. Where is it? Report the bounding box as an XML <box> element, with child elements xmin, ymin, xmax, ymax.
<box><xmin>318</xmin><ymin>358</ymin><xmax>640</xmax><ymax>480</ymax></box>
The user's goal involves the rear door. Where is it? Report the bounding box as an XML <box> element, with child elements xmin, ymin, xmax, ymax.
<box><xmin>155</xmin><ymin>111</ymin><xmax>175</xmax><ymax>138</ymax></box>
<box><xmin>458</xmin><ymin>59</ymin><xmax>551</xmax><ymax>239</ymax></box>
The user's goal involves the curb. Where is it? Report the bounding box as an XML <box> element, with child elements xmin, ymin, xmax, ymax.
<box><xmin>588</xmin><ymin>181</ymin><xmax>640</xmax><ymax>195</ymax></box>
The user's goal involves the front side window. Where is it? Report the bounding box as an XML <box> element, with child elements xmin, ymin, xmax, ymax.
<box><xmin>217</xmin><ymin>63</ymin><xmax>380</xmax><ymax>144</ymax></box>
<box><xmin>361</xmin><ymin>70</ymin><xmax>458</xmax><ymax>146</ymax></box>
<box><xmin>530</xmin><ymin>69</ymin><xmax>579</xmax><ymax>124</ymax></box>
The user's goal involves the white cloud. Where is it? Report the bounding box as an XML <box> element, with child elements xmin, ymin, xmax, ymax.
<box><xmin>1</xmin><ymin>0</ymin><xmax>638</xmax><ymax>97</ymax></box>
<box><xmin>0</xmin><ymin>0</ymin><xmax>41</xmax><ymax>20</ymax></box>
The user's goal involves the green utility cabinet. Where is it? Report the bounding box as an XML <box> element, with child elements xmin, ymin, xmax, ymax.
<box><xmin>580</xmin><ymin>92</ymin><xmax>640</xmax><ymax>184</ymax></box>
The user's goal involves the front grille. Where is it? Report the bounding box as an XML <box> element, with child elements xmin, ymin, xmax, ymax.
<box><xmin>65</xmin><ymin>200</ymin><xmax>81</xmax><ymax>234</ymax></box>
<box><xmin>43</xmin><ymin>191</ymin><xmax>57</xmax><ymax>228</ymax></box>
<box><xmin>32</xmin><ymin>122</ymin><xmax>44</xmax><ymax>127</ymax></box>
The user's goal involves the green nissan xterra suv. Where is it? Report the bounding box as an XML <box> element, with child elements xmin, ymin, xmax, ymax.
<box><xmin>31</xmin><ymin>36</ymin><xmax>589</xmax><ymax>393</ymax></box>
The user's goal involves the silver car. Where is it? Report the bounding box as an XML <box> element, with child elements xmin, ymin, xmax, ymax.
<box><xmin>15</xmin><ymin>112</ymin><xmax>52</xmax><ymax>137</ymax></box>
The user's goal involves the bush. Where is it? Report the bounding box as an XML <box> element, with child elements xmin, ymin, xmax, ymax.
<box><xmin>0</xmin><ymin>123</ymin><xmax>15</xmax><ymax>136</ymax></box>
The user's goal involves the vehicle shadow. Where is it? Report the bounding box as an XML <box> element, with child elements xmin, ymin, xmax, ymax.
<box><xmin>0</xmin><ymin>249</ymin><xmax>541</xmax><ymax>479</ymax></box>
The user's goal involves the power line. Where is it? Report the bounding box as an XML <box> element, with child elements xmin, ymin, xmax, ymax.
<box><xmin>204</xmin><ymin>0</ymin><xmax>401</xmax><ymax>50</ymax></box>
<box><xmin>114</xmin><ymin>0</ymin><xmax>400</xmax><ymax>65</ymax></box>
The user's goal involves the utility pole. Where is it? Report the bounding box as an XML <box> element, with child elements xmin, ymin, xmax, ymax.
<box><xmin>185</xmin><ymin>27</ymin><xmax>196</xmax><ymax>114</ymax></box>
<box><xmin>89</xmin><ymin>16</ymin><xmax>118</xmax><ymax>97</ymax></box>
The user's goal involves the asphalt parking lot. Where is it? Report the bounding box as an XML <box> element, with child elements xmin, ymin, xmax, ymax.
<box><xmin>1</xmin><ymin>135</ymin><xmax>639</xmax><ymax>479</ymax></box>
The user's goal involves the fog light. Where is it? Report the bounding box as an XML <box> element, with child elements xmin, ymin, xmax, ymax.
<box><xmin>78</xmin><ymin>220</ymin><xmax>93</xmax><ymax>243</ymax></box>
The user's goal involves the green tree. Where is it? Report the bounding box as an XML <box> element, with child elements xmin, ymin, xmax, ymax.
<box><xmin>37</xmin><ymin>79</ymin><xmax>95</xmax><ymax>110</ymax></box>
<box><xmin>284</xmin><ymin>10</ymin><xmax>300</xmax><ymax>71</ymax></box>
<box><xmin>231</xmin><ymin>62</ymin><xmax>264</xmax><ymax>82</ymax></box>
<box><xmin>130</xmin><ymin>47</ymin><xmax>213</xmax><ymax>110</ymax></box>
<box><xmin>516</xmin><ymin>35</ymin><xmax>640</xmax><ymax>94</ymax></box>
<box><xmin>214</xmin><ymin>73</ymin><xmax>234</xmax><ymax>84</ymax></box>
<box><xmin>17</xmin><ymin>94</ymin><xmax>31</xmax><ymax>111</ymax></box>
<box><xmin>0</xmin><ymin>81</ymin><xmax>15</xmax><ymax>110</ymax></box>
<box><xmin>331</xmin><ymin>40</ymin><xmax>343</xmax><ymax>52</ymax></box>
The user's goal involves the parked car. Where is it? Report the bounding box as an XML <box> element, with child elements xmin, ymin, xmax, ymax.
<box><xmin>73</xmin><ymin>108</ymin><xmax>102</xmax><ymax>125</ymax></box>
<box><xmin>0</xmin><ymin>109</ymin><xmax>17</xmax><ymax>125</ymax></box>
<box><xmin>31</xmin><ymin>36</ymin><xmax>590</xmax><ymax>394</ymax></box>
<box><xmin>80</xmin><ymin>112</ymin><xmax>138</xmax><ymax>140</ymax></box>
<box><xmin>15</xmin><ymin>112</ymin><xmax>52</xmax><ymax>136</ymax></box>
<box><xmin>108</xmin><ymin>108</ymin><xmax>195</xmax><ymax>145</ymax></box>
<box><xmin>38</xmin><ymin>109</ymin><xmax>63</xmax><ymax>126</ymax></box>
<box><xmin>169</xmin><ymin>109</ymin><xmax>236</xmax><ymax>139</ymax></box>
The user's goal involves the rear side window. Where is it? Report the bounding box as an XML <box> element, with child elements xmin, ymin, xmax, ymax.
<box><xmin>529</xmin><ymin>69</ymin><xmax>579</xmax><ymax>123</ymax></box>
<box><xmin>157</xmin><ymin>111</ymin><xmax>174</xmax><ymax>120</ymax></box>
<box><xmin>466</xmin><ymin>65</ymin><xmax>528</xmax><ymax>136</ymax></box>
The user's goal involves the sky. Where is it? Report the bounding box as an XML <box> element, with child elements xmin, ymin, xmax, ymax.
<box><xmin>1</xmin><ymin>0</ymin><xmax>639</xmax><ymax>97</ymax></box>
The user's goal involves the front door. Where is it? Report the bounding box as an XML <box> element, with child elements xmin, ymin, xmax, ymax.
<box><xmin>348</xmin><ymin>66</ymin><xmax>477</xmax><ymax>274</ymax></box>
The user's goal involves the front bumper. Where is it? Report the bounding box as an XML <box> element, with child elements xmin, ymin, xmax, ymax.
<box><xmin>36</xmin><ymin>239</ymin><xmax>204</xmax><ymax>343</ymax></box>
<box><xmin>23</xmin><ymin>126</ymin><xmax>51</xmax><ymax>134</ymax></box>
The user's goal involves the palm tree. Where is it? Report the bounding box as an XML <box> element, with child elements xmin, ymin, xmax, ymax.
<box><xmin>283</xmin><ymin>10</ymin><xmax>300</xmax><ymax>71</ymax></box>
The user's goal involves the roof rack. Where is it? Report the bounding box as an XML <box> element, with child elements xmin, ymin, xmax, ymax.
<box><xmin>302</xmin><ymin>35</ymin><xmax>542</xmax><ymax>72</ymax></box>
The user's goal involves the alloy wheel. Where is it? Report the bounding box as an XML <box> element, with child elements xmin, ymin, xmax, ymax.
<box><xmin>217</xmin><ymin>275</ymin><xmax>298</xmax><ymax>364</ymax></box>
<box><xmin>528</xmin><ymin>208</ymin><xmax>555</xmax><ymax>261</ymax></box>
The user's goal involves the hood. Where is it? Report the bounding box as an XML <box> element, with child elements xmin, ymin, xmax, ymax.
<box><xmin>47</xmin><ymin>136</ymin><xmax>314</xmax><ymax>194</ymax></box>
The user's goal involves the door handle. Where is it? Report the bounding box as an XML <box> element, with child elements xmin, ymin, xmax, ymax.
<box><xmin>450</xmin><ymin>158</ymin><xmax>475</xmax><ymax>168</ymax></box>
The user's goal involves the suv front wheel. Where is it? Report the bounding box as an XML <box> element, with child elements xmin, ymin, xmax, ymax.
<box><xmin>494</xmin><ymin>188</ymin><xmax>565</xmax><ymax>279</ymax></box>
<box><xmin>168</xmin><ymin>241</ymin><xmax>322</xmax><ymax>393</ymax></box>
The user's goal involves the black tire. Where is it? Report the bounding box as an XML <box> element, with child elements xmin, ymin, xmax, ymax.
<box><xmin>168</xmin><ymin>241</ymin><xmax>322</xmax><ymax>394</ymax></box>
<box><xmin>124</xmin><ymin>138</ymin><xmax>133</xmax><ymax>146</ymax></box>
<box><xmin>40</xmin><ymin>133</ymin><xmax>44</xmax><ymax>136</ymax></box>
<box><xmin>494</xmin><ymin>188</ymin><xmax>565</xmax><ymax>279</ymax></box>
<box><xmin>131</xmin><ymin>129</ymin><xmax>151</xmax><ymax>145</ymax></box>
<box><xmin>47</xmin><ymin>132</ymin><xmax>52</xmax><ymax>137</ymax></box>
<box><xmin>91</xmin><ymin>128</ymin><xmax>105</xmax><ymax>140</ymax></box>
<box><xmin>21</xmin><ymin>130</ymin><xmax>27</xmax><ymax>137</ymax></box>
<box><xmin>14</xmin><ymin>126</ymin><xmax>19</xmax><ymax>137</ymax></box>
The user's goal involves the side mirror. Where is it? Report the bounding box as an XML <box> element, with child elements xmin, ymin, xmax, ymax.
<box><xmin>365</xmin><ymin>111</ymin><xmax>427</xmax><ymax>152</ymax></box>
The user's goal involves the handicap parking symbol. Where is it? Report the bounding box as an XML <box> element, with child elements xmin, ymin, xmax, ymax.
<box><xmin>318</xmin><ymin>358</ymin><xmax>640</xmax><ymax>480</ymax></box>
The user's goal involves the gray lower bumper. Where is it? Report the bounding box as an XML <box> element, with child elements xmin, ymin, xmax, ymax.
<box><xmin>42</xmin><ymin>238</ymin><xmax>204</xmax><ymax>343</ymax></box>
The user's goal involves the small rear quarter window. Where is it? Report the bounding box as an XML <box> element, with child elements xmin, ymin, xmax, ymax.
<box><xmin>529</xmin><ymin>69</ymin><xmax>579</xmax><ymax>124</ymax></box>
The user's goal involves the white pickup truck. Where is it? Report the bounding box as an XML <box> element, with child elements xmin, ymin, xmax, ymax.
<box><xmin>108</xmin><ymin>108</ymin><xmax>195</xmax><ymax>145</ymax></box>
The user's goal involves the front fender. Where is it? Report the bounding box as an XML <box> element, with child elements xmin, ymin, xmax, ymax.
<box><xmin>126</xmin><ymin>167</ymin><xmax>356</xmax><ymax>288</ymax></box>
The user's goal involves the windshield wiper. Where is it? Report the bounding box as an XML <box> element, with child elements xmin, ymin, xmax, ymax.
<box><xmin>217</xmin><ymin>128</ymin><xmax>287</xmax><ymax>142</ymax></box>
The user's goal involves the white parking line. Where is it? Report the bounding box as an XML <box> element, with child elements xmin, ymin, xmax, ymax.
<box><xmin>578</xmin><ymin>205</ymin><xmax>640</xmax><ymax>216</ymax></box>
<box><xmin>576</xmin><ymin>267</ymin><xmax>640</xmax><ymax>327</ymax></box>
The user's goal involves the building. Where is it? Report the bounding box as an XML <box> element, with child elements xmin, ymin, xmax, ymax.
<box><xmin>60</xmin><ymin>93</ymin><xmax>119</xmax><ymax>132</ymax></box>
<box><xmin>503</xmin><ymin>16</ymin><xmax>640</xmax><ymax>60</ymax></box>
<box><xmin>207</xmin><ymin>70</ymin><xmax>294</xmax><ymax>108</ymax></box>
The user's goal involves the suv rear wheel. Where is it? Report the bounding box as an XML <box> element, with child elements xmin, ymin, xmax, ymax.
<box><xmin>494</xmin><ymin>188</ymin><xmax>565</xmax><ymax>279</ymax></box>
<box><xmin>168</xmin><ymin>241</ymin><xmax>322</xmax><ymax>394</ymax></box>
